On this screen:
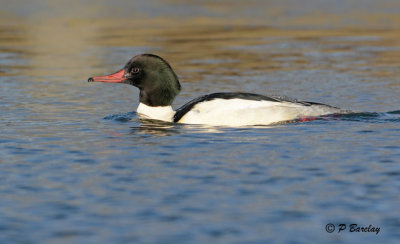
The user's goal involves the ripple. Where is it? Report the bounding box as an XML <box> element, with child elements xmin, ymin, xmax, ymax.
<box><xmin>2</xmin><ymin>2</ymin><xmax>400</xmax><ymax>243</ymax></box>
<box><xmin>103</xmin><ymin>111</ymin><xmax>137</xmax><ymax>121</ymax></box>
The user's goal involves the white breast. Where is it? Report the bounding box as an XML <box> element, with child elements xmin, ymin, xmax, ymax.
<box><xmin>177</xmin><ymin>98</ymin><xmax>342</xmax><ymax>126</ymax></box>
<box><xmin>137</xmin><ymin>103</ymin><xmax>175</xmax><ymax>122</ymax></box>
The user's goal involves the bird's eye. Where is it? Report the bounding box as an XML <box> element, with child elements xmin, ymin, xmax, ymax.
<box><xmin>132</xmin><ymin>67</ymin><xmax>140</xmax><ymax>74</ymax></box>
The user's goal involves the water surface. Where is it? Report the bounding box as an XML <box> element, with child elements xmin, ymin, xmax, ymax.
<box><xmin>1</xmin><ymin>1</ymin><xmax>400</xmax><ymax>243</ymax></box>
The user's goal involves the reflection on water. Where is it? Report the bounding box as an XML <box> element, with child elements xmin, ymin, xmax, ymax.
<box><xmin>1</xmin><ymin>1</ymin><xmax>400</xmax><ymax>243</ymax></box>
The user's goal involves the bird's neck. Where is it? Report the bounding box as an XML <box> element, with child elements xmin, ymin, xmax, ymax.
<box><xmin>136</xmin><ymin>103</ymin><xmax>175</xmax><ymax>122</ymax></box>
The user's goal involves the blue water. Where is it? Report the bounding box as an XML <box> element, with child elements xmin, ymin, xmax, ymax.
<box><xmin>1</xmin><ymin>1</ymin><xmax>400</xmax><ymax>243</ymax></box>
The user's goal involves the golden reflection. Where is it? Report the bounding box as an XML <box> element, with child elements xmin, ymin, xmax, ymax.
<box><xmin>1</xmin><ymin>1</ymin><xmax>400</xmax><ymax>81</ymax></box>
<box><xmin>1</xmin><ymin>0</ymin><xmax>399</xmax><ymax>102</ymax></box>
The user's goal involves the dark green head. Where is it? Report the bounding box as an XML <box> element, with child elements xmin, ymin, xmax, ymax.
<box><xmin>88</xmin><ymin>54</ymin><xmax>181</xmax><ymax>106</ymax></box>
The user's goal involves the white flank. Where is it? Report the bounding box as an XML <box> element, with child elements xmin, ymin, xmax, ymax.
<box><xmin>136</xmin><ymin>103</ymin><xmax>175</xmax><ymax>122</ymax></box>
<box><xmin>177</xmin><ymin>98</ymin><xmax>343</xmax><ymax>126</ymax></box>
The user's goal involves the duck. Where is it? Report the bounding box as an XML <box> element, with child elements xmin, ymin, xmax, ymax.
<box><xmin>88</xmin><ymin>54</ymin><xmax>345</xmax><ymax>126</ymax></box>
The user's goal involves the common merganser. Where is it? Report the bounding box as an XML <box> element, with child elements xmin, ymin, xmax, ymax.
<box><xmin>88</xmin><ymin>54</ymin><xmax>345</xmax><ymax>126</ymax></box>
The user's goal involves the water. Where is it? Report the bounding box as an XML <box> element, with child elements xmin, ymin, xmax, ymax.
<box><xmin>1</xmin><ymin>0</ymin><xmax>400</xmax><ymax>243</ymax></box>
